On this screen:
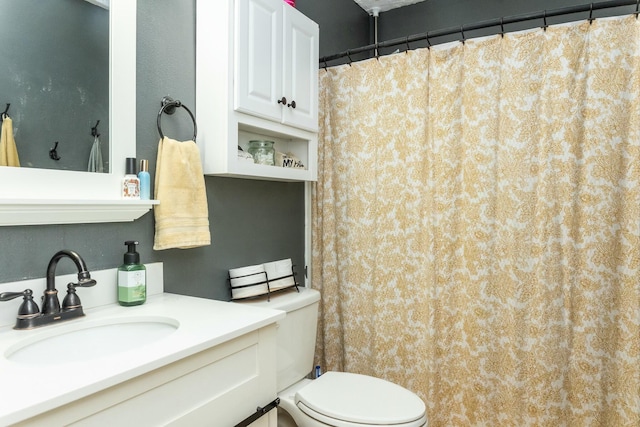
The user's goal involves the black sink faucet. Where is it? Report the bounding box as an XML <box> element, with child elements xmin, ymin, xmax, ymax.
<box><xmin>42</xmin><ymin>250</ymin><xmax>96</xmax><ymax>315</ymax></box>
<box><xmin>0</xmin><ymin>249</ymin><xmax>97</xmax><ymax>329</ymax></box>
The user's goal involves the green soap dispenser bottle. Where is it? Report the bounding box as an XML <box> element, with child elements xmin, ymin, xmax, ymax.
<box><xmin>118</xmin><ymin>240</ymin><xmax>146</xmax><ymax>306</ymax></box>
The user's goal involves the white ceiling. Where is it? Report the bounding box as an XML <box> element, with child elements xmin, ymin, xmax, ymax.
<box><xmin>353</xmin><ymin>0</ymin><xmax>428</xmax><ymax>14</ymax></box>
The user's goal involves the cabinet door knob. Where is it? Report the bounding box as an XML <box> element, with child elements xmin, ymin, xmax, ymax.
<box><xmin>287</xmin><ymin>100</ymin><xmax>297</xmax><ymax>109</ymax></box>
<box><xmin>278</xmin><ymin>96</ymin><xmax>287</xmax><ymax>105</ymax></box>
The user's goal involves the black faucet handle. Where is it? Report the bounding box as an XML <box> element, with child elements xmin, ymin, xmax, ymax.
<box><xmin>62</xmin><ymin>277</ymin><xmax>96</xmax><ymax>310</ymax></box>
<box><xmin>63</xmin><ymin>283</ymin><xmax>82</xmax><ymax>310</ymax></box>
<box><xmin>0</xmin><ymin>289</ymin><xmax>40</xmax><ymax>316</ymax></box>
<box><xmin>0</xmin><ymin>290</ymin><xmax>29</xmax><ymax>301</ymax></box>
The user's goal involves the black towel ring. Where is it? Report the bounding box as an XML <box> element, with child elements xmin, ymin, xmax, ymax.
<box><xmin>157</xmin><ymin>96</ymin><xmax>197</xmax><ymax>140</ymax></box>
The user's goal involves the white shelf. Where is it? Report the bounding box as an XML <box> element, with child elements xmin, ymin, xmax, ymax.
<box><xmin>0</xmin><ymin>199</ymin><xmax>158</xmax><ymax>226</ymax></box>
<box><xmin>223</xmin><ymin>162</ymin><xmax>313</xmax><ymax>182</ymax></box>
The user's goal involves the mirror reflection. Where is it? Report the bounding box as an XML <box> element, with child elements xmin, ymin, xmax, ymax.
<box><xmin>0</xmin><ymin>0</ymin><xmax>109</xmax><ymax>172</ymax></box>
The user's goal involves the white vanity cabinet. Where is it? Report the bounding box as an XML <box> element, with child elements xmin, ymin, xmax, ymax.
<box><xmin>14</xmin><ymin>326</ymin><xmax>278</xmax><ymax>426</ymax></box>
<box><xmin>197</xmin><ymin>0</ymin><xmax>319</xmax><ymax>182</ymax></box>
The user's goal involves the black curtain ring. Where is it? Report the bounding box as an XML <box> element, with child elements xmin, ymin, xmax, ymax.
<box><xmin>323</xmin><ymin>59</ymin><xmax>328</xmax><ymax>71</ymax></box>
<box><xmin>589</xmin><ymin>3</ymin><xmax>594</xmax><ymax>23</ymax></box>
<box><xmin>635</xmin><ymin>0</ymin><xmax>639</xmax><ymax>18</ymax></box>
<box><xmin>346</xmin><ymin>50</ymin><xmax>353</xmax><ymax>66</ymax></box>
<box><xmin>405</xmin><ymin>36</ymin><xmax>410</xmax><ymax>53</ymax></box>
<box><xmin>426</xmin><ymin>31</ymin><xmax>432</xmax><ymax>49</ymax></box>
<box><xmin>543</xmin><ymin>10</ymin><xmax>548</xmax><ymax>31</ymax></box>
<box><xmin>500</xmin><ymin>18</ymin><xmax>504</xmax><ymax>38</ymax></box>
<box><xmin>157</xmin><ymin>96</ymin><xmax>198</xmax><ymax>141</ymax></box>
<box><xmin>460</xmin><ymin>25</ymin><xmax>466</xmax><ymax>44</ymax></box>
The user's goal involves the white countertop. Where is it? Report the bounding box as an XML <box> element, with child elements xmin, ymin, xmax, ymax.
<box><xmin>0</xmin><ymin>292</ymin><xmax>285</xmax><ymax>425</ymax></box>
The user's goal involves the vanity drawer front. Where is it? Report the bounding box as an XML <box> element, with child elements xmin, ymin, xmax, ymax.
<box><xmin>16</xmin><ymin>326</ymin><xmax>277</xmax><ymax>427</ymax></box>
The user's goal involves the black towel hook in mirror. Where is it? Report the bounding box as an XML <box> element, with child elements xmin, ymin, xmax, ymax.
<box><xmin>49</xmin><ymin>141</ymin><xmax>61</xmax><ymax>161</ymax></box>
<box><xmin>157</xmin><ymin>96</ymin><xmax>197</xmax><ymax>141</ymax></box>
<box><xmin>1</xmin><ymin>103</ymin><xmax>10</xmax><ymax>120</ymax></box>
<box><xmin>91</xmin><ymin>120</ymin><xmax>100</xmax><ymax>138</ymax></box>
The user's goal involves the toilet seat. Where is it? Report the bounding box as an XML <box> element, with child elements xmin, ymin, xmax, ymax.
<box><xmin>295</xmin><ymin>372</ymin><xmax>427</xmax><ymax>427</ymax></box>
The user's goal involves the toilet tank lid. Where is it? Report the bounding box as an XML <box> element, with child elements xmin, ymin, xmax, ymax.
<box><xmin>235</xmin><ymin>287</ymin><xmax>320</xmax><ymax>312</ymax></box>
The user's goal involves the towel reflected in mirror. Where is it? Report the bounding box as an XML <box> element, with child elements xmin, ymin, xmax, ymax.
<box><xmin>0</xmin><ymin>115</ymin><xmax>20</xmax><ymax>167</ymax></box>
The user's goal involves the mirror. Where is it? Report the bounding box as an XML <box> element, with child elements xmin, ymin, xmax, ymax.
<box><xmin>0</xmin><ymin>0</ymin><xmax>142</xmax><ymax>226</ymax></box>
<box><xmin>0</xmin><ymin>0</ymin><xmax>110</xmax><ymax>172</ymax></box>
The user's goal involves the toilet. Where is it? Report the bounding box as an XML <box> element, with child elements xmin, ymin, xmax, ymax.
<box><xmin>239</xmin><ymin>287</ymin><xmax>427</xmax><ymax>427</ymax></box>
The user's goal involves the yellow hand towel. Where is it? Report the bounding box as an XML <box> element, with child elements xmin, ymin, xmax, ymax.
<box><xmin>0</xmin><ymin>116</ymin><xmax>20</xmax><ymax>167</ymax></box>
<box><xmin>153</xmin><ymin>136</ymin><xmax>211</xmax><ymax>250</ymax></box>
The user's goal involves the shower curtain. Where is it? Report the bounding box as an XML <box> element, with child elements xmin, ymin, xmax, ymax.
<box><xmin>313</xmin><ymin>15</ymin><xmax>640</xmax><ymax>426</ymax></box>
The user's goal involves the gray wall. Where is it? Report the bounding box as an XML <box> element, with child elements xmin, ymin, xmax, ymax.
<box><xmin>296</xmin><ymin>0</ymin><xmax>369</xmax><ymax>58</ymax></box>
<box><xmin>0</xmin><ymin>0</ymin><xmax>365</xmax><ymax>302</ymax></box>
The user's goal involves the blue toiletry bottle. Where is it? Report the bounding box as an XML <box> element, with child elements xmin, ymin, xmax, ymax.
<box><xmin>138</xmin><ymin>159</ymin><xmax>150</xmax><ymax>200</ymax></box>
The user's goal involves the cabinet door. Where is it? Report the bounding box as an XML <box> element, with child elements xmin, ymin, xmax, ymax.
<box><xmin>235</xmin><ymin>0</ymin><xmax>283</xmax><ymax>122</ymax></box>
<box><xmin>248</xmin><ymin>411</ymin><xmax>277</xmax><ymax>426</ymax></box>
<box><xmin>282</xmin><ymin>6</ymin><xmax>319</xmax><ymax>132</ymax></box>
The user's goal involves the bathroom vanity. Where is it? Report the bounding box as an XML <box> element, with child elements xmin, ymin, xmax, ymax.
<box><xmin>0</xmin><ymin>264</ymin><xmax>284</xmax><ymax>426</ymax></box>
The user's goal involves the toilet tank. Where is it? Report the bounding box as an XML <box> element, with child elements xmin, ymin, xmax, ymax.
<box><xmin>237</xmin><ymin>287</ymin><xmax>320</xmax><ymax>392</ymax></box>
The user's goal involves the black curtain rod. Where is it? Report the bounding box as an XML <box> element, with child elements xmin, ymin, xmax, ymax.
<box><xmin>319</xmin><ymin>0</ymin><xmax>640</xmax><ymax>65</ymax></box>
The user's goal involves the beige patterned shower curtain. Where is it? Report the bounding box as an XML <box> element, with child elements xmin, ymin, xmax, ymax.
<box><xmin>312</xmin><ymin>15</ymin><xmax>640</xmax><ymax>426</ymax></box>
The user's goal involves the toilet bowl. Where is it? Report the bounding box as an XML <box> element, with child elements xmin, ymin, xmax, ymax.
<box><xmin>238</xmin><ymin>287</ymin><xmax>427</xmax><ymax>427</ymax></box>
<box><xmin>279</xmin><ymin>373</ymin><xmax>427</xmax><ymax>427</ymax></box>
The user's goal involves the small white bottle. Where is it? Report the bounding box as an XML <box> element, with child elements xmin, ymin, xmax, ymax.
<box><xmin>122</xmin><ymin>157</ymin><xmax>140</xmax><ymax>199</ymax></box>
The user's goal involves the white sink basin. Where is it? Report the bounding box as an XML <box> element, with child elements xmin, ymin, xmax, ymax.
<box><xmin>5</xmin><ymin>316</ymin><xmax>179</xmax><ymax>365</ymax></box>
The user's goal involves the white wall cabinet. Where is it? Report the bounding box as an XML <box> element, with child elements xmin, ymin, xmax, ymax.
<box><xmin>197</xmin><ymin>0</ymin><xmax>319</xmax><ymax>182</ymax></box>
<box><xmin>235</xmin><ymin>0</ymin><xmax>318</xmax><ymax>132</ymax></box>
